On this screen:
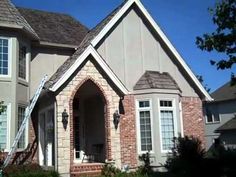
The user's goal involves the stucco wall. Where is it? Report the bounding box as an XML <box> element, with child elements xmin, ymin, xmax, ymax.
<box><xmin>96</xmin><ymin>7</ymin><xmax>198</xmax><ymax>97</ymax></box>
<box><xmin>30</xmin><ymin>47</ymin><xmax>74</xmax><ymax>97</ymax></box>
<box><xmin>0</xmin><ymin>31</ymin><xmax>31</xmax><ymax>150</ymax></box>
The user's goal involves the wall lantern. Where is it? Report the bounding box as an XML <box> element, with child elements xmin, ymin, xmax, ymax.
<box><xmin>113</xmin><ymin>110</ymin><xmax>120</xmax><ymax>129</ymax></box>
<box><xmin>62</xmin><ymin>109</ymin><xmax>69</xmax><ymax>130</ymax></box>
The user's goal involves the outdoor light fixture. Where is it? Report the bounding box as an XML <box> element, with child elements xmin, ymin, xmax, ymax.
<box><xmin>62</xmin><ymin>109</ymin><xmax>69</xmax><ymax>130</ymax></box>
<box><xmin>113</xmin><ymin>110</ymin><xmax>120</xmax><ymax>129</ymax></box>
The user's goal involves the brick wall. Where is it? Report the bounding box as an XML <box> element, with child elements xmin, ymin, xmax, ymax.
<box><xmin>182</xmin><ymin>97</ymin><xmax>205</xmax><ymax>145</ymax></box>
<box><xmin>120</xmin><ymin>95</ymin><xmax>138</xmax><ymax>168</ymax></box>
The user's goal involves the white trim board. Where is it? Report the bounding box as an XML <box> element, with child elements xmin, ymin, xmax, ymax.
<box><xmin>135</xmin><ymin>98</ymin><xmax>155</xmax><ymax>154</ymax></box>
<box><xmin>50</xmin><ymin>45</ymin><xmax>129</xmax><ymax>94</ymax></box>
<box><xmin>90</xmin><ymin>0</ymin><xmax>212</xmax><ymax>101</ymax></box>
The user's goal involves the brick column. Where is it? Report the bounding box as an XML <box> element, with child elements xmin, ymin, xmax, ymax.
<box><xmin>182</xmin><ymin>97</ymin><xmax>205</xmax><ymax>145</ymax></box>
<box><xmin>120</xmin><ymin>95</ymin><xmax>138</xmax><ymax>168</ymax></box>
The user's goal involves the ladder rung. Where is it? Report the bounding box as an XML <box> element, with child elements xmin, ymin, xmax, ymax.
<box><xmin>2</xmin><ymin>75</ymin><xmax>48</xmax><ymax>169</ymax></box>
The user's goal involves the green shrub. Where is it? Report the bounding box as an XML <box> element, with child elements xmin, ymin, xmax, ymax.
<box><xmin>101</xmin><ymin>163</ymin><xmax>121</xmax><ymax>177</ymax></box>
<box><xmin>219</xmin><ymin>148</ymin><xmax>236</xmax><ymax>177</ymax></box>
<box><xmin>165</xmin><ymin>136</ymin><xmax>205</xmax><ymax>177</ymax></box>
<box><xmin>138</xmin><ymin>152</ymin><xmax>152</xmax><ymax>175</ymax></box>
<box><xmin>3</xmin><ymin>164</ymin><xmax>59</xmax><ymax>177</ymax></box>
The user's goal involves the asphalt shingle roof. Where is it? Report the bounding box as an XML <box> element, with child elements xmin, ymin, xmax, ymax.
<box><xmin>133</xmin><ymin>71</ymin><xmax>180</xmax><ymax>91</ymax></box>
<box><xmin>211</xmin><ymin>81</ymin><xmax>236</xmax><ymax>102</ymax></box>
<box><xmin>0</xmin><ymin>0</ymin><xmax>38</xmax><ymax>38</ymax></box>
<box><xmin>45</xmin><ymin>0</ymin><xmax>127</xmax><ymax>89</ymax></box>
<box><xmin>17</xmin><ymin>7</ymin><xmax>88</xmax><ymax>46</ymax></box>
<box><xmin>215</xmin><ymin>116</ymin><xmax>236</xmax><ymax>132</ymax></box>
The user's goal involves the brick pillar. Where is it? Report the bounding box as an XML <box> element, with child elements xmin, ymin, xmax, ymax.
<box><xmin>182</xmin><ymin>97</ymin><xmax>205</xmax><ymax>145</ymax></box>
<box><xmin>120</xmin><ymin>95</ymin><xmax>138</xmax><ymax>168</ymax></box>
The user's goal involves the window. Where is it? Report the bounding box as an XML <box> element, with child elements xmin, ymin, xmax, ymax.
<box><xmin>0</xmin><ymin>105</ymin><xmax>7</xmax><ymax>150</ymax></box>
<box><xmin>18</xmin><ymin>106</ymin><xmax>26</xmax><ymax>149</ymax></box>
<box><xmin>18</xmin><ymin>46</ymin><xmax>27</xmax><ymax>80</ymax></box>
<box><xmin>137</xmin><ymin>100</ymin><xmax>153</xmax><ymax>152</ymax></box>
<box><xmin>206</xmin><ymin>108</ymin><xmax>220</xmax><ymax>123</ymax></box>
<box><xmin>159</xmin><ymin>100</ymin><xmax>175</xmax><ymax>152</ymax></box>
<box><xmin>0</xmin><ymin>38</ymin><xmax>9</xmax><ymax>76</ymax></box>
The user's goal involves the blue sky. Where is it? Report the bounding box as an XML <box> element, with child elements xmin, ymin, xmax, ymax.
<box><xmin>12</xmin><ymin>0</ymin><xmax>235</xmax><ymax>92</ymax></box>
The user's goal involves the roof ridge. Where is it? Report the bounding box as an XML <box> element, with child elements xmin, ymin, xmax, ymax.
<box><xmin>17</xmin><ymin>6</ymin><xmax>76</xmax><ymax>18</ymax></box>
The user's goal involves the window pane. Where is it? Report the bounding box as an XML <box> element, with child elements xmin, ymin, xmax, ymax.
<box><xmin>206</xmin><ymin>113</ymin><xmax>213</xmax><ymax>122</ymax></box>
<box><xmin>3</xmin><ymin>68</ymin><xmax>8</xmax><ymax>75</ymax></box>
<box><xmin>160</xmin><ymin>110</ymin><xmax>174</xmax><ymax>151</ymax></box>
<box><xmin>139</xmin><ymin>109</ymin><xmax>152</xmax><ymax>151</ymax></box>
<box><xmin>139</xmin><ymin>101</ymin><xmax>150</xmax><ymax>108</ymax></box>
<box><xmin>19</xmin><ymin>46</ymin><xmax>26</xmax><ymax>79</ymax></box>
<box><xmin>3</xmin><ymin>61</ymin><xmax>8</xmax><ymax>67</ymax></box>
<box><xmin>0</xmin><ymin>105</ymin><xmax>7</xmax><ymax>149</ymax></box>
<box><xmin>214</xmin><ymin>115</ymin><xmax>220</xmax><ymax>122</ymax></box>
<box><xmin>3</xmin><ymin>40</ymin><xmax>8</xmax><ymax>46</ymax></box>
<box><xmin>160</xmin><ymin>100</ymin><xmax>172</xmax><ymax>107</ymax></box>
<box><xmin>0</xmin><ymin>38</ymin><xmax>8</xmax><ymax>75</ymax></box>
<box><xmin>18</xmin><ymin>107</ymin><xmax>26</xmax><ymax>149</ymax></box>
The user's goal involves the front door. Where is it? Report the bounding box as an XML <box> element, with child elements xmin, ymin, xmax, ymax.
<box><xmin>39</xmin><ymin>109</ymin><xmax>54</xmax><ymax>166</ymax></box>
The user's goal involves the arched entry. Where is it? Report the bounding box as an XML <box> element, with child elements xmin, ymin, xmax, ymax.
<box><xmin>72</xmin><ymin>79</ymin><xmax>107</xmax><ymax>163</ymax></box>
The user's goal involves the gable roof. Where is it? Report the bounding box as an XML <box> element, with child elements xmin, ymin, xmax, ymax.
<box><xmin>134</xmin><ymin>71</ymin><xmax>180</xmax><ymax>91</ymax></box>
<box><xmin>211</xmin><ymin>81</ymin><xmax>236</xmax><ymax>102</ymax></box>
<box><xmin>17</xmin><ymin>7</ymin><xmax>88</xmax><ymax>47</ymax></box>
<box><xmin>46</xmin><ymin>45</ymin><xmax>129</xmax><ymax>94</ymax></box>
<box><xmin>215</xmin><ymin>116</ymin><xmax>236</xmax><ymax>133</ymax></box>
<box><xmin>0</xmin><ymin>0</ymin><xmax>38</xmax><ymax>39</ymax></box>
<box><xmin>46</xmin><ymin>0</ymin><xmax>213</xmax><ymax>101</ymax></box>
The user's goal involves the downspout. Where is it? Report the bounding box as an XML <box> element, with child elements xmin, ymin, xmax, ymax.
<box><xmin>179</xmin><ymin>99</ymin><xmax>184</xmax><ymax>137</ymax></box>
<box><xmin>54</xmin><ymin>100</ymin><xmax>58</xmax><ymax>171</ymax></box>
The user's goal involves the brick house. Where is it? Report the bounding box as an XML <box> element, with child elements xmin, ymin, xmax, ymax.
<box><xmin>0</xmin><ymin>0</ymin><xmax>212</xmax><ymax>176</ymax></box>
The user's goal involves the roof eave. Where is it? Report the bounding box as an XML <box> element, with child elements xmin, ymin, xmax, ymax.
<box><xmin>36</xmin><ymin>41</ymin><xmax>78</xmax><ymax>49</ymax></box>
<box><xmin>0</xmin><ymin>22</ymin><xmax>39</xmax><ymax>40</ymax></box>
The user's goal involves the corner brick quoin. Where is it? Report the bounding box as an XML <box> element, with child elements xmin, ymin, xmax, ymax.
<box><xmin>182</xmin><ymin>96</ymin><xmax>205</xmax><ymax>146</ymax></box>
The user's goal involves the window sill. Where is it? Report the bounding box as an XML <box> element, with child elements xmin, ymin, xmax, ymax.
<box><xmin>0</xmin><ymin>76</ymin><xmax>11</xmax><ymax>82</ymax></box>
<box><xmin>138</xmin><ymin>151</ymin><xmax>155</xmax><ymax>155</ymax></box>
<box><xmin>205</xmin><ymin>121</ymin><xmax>221</xmax><ymax>125</ymax></box>
<box><xmin>15</xmin><ymin>148</ymin><xmax>27</xmax><ymax>152</ymax></box>
<box><xmin>18</xmin><ymin>78</ymin><xmax>29</xmax><ymax>86</ymax></box>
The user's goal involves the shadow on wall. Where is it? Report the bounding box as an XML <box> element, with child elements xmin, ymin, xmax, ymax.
<box><xmin>12</xmin><ymin>138</ymin><xmax>38</xmax><ymax>165</ymax></box>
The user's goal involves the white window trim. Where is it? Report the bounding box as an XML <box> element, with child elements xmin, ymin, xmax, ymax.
<box><xmin>158</xmin><ymin>98</ymin><xmax>178</xmax><ymax>153</ymax></box>
<box><xmin>0</xmin><ymin>37</ymin><xmax>12</xmax><ymax>78</ymax></box>
<box><xmin>18</xmin><ymin>43</ymin><xmax>29</xmax><ymax>82</ymax></box>
<box><xmin>5</xmin><ymin>103</ymin><xmax>11</xmax><ymax>152</ymax></box>
<box><xmin>38</xmin><ymin>105</ymin><xmax>54</xmax><ymax>166</ymax></box>
<box><xmin>205</xmin><ymin>113</ymin><xmax>221</xmax><ymax>124</ymax></box>
<box><xmin>0</xmin><ymin>103</ymin><xmax>11</xmax><ymax>152</ymax></box>
<box><xmin>136</xmin><ymin>98</ymin><xmax>154</xmax><ymax>154</ymax></box>
<box><xmin>17</xmin><ymin>104</ymin><xmax>29</xmax><ymax>151</ymax></box>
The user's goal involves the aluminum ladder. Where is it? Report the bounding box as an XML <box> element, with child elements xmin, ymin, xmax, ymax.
<box><xmin>0</xmin><ymin>75</ymin><xmax>48</xmax><ymax>176</ymax></box>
